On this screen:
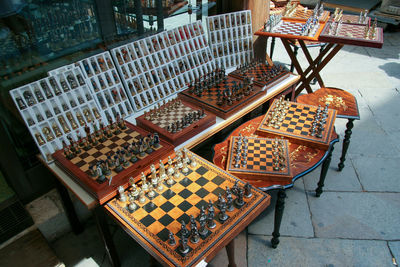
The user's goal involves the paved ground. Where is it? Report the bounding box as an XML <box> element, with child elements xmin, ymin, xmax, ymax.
<box><xmin>49</xmin><ymin>31</ymin><xmax>400</xmax><ymax>267</ymax></box>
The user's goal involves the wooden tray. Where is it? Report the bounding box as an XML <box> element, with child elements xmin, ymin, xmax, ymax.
<box><xmin>53</xmin><ymin>122</ymin><xmax>174</xmax><ymax>204</ymax></box>
<box><xmin>136</xmin><ymin>99</ymin><xmax>216</xmax><ymax>146</ymax></box>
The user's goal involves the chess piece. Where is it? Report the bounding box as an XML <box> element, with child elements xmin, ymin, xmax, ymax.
<box><xmin>199</xmin><ymin>206</ymin><xmax>207</xmax><ymax>221</ymax></box>
<box><xmin>244</xmin><ymin>182</ymin><xmax>253</xmax><ymax>198</ymax></box>
<box><xmin>235</xmin><ymin>187</ymin><xmax>245</xmax><ymax>208</ymax></box>
<box><xmin>141</xmin><ymin>172</ymin><xmax>149</xmax><ymax>192</ymax></box>
<box><xmin>118</xmin><ymin>186</ymin><xmax>127</xmax><ymax>202</ymax></box>
<box><xmin>199</xmin><ymin>218</ymin><xmax>208</xmax><ymax>237</ymax></box>
<box><xmin>218</xmin><ymin>201</ymin><xmax>228</xmax><ymax>223</ymax></box>
<box><xmin>207</xmin><ymin>200</ymin><xmax>216</xmax><ymax>229</ymax></box>
<box><xmin>179</xmin><ymin>233</ymin><xmax>190</xmax><ymax>255</ymax></box>
<box><xmin>128</xmin><ymin>197</ymin><xmax>137</xmax><ymax>211</ymax></box>
<box><xmin>180</xmin><ymin>220</ymin><xmax>189</xmax><ymax>238</ymax></box>
<box><xmin>173</xmin><ymin>166</ymin><xmax>181</xmax><ymax>179</ymax></box>
<box><xmin>166</xmin><ymin>174</ymin><xmax>174</xmax><ymax>185</ymax></box>
<box><xmin>168</xmin><ymin>231</ymin><xmax>176</xmax><ymax>246</ymax></box>
<box><xmin>159</xmin><ymin>160</ymin><xmax>167</xmax><ymax>180</ymax></box>
<box><xmin>181</xmin><ymin>160</ymin><xmax>189</xmax><ymax>174</ymax></box>
<box><xmin>138</xmin><ymin>189</ymin><xmax>146</xmax><ymax>204</ymax></box>
<box><xmin>232</xmin><ymin>181</ymin><xmax>239</xmax><ymax>196</ymax></box>
<box><xmin>147</xmin><ymin>184</ymin><xmax>156</xmax><ymax>198</ymax></box>
<box><xmin>190</xmin><ymin>220</ymin><xmax>200</xmax><ymax>243</ymax></box>
<box><xmin>226</xmin><ymin>187</ymin><xmax>234</xmax><ymax>212</ymax></box>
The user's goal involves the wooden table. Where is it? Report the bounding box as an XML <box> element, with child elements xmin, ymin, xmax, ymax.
<box><xmin>41</xmin><ymin>74</ymin><xmax>301</xmax><ymax>266</ymax></box>
<box><xmin>296</xmin><ymin>87</ymin><xmax>360</xmax><ymax>171</ymax></box>
<box><xmin>212</xmin><ymin>115</ymin><xmax>339</xmax><ymax>248</ymax></box>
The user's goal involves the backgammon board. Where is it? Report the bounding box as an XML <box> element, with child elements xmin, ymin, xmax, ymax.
<box><xmin>226</xmin><ymin>136</ymin><xmax>292</xmax><ymax>181</ymax></box>
<box><xmin>256</xmin><ymin>98</ymin><xmax>337</xmax><ymax>149</ymax></box>
<box><xmin>105</xmin><ymin>151</ymin><xmax>270</xmax><ymax>267</ymax></box>
<box><xmin>136</xmin><ymin>98</ymin><xmax>216</xmax><ymax>146</ymax></box>
<box><xmin>229</xmin><ymin>61</ymin><xmax>290</xmax><ymax>89</ymax></box>
<box><xmin>319</xmin><ymin>22</ymin><xmax>383</xmax><ymax>48</ymax></box>
<box><xmin>53</xmin><ymin>121</ymin><xmax>173</xmax><ymax>204</ymax></box>
<box><xmin>179</xmin><ymin>70</ymin><xmax>265</xmax><ymax>119</ymax></box>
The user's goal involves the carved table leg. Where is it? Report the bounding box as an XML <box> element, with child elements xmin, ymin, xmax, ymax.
<box><xmin>316</xmin><ymin>145</ymin><xmax>335</xmax><ymax>197</ymax></box>
<box><xmin>226</xmin><ymin>239</ymin><xmax>237</xmax><ymax>267</ymax></box>
<box><xmin>338</xmin><ymin>119</ymin><xmax>355</xmax><ymax>171</ymax></box>
<box><xmin>270</xmin><ymin>37</ymin><xmax>276</xmax><ymax>59</ymax></box>
<box><xmin>271</xmin><ymin>188</ymin><xmax>286</xmax><ymax>248</ymax></box>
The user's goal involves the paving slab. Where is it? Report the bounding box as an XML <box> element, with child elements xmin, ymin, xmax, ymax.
<box><xmin>308</xmin><ymin>192</ymin><xmax>400</xmax><ymax>240</ymax></box>
<box><xmin>352</xmin><ymin>156</ymin><xmax>400</xmax><ymax>192</ymax></box>
<box><xmin>389</xmin><ymin>241</ymin><xmax>400</xmax><ymax>265</ymax></box>
<box><xmin>248</xmin><ymin>235</ymin><xmax>393</xmax><ymax>267</ymax></box>
<box><xmin>303</xmin><ymin>150</ymin><xmax>362</xmax><ymax>192</ymax></box>
<box><xmin>208</xmin><ymin>230</ymin><xmax>247</xmax><ymax>267</ymax></box>
<box><xmin>248</xmin><ymin>182</ymin><xmax>314</xmax><ymax>238</ymax></box>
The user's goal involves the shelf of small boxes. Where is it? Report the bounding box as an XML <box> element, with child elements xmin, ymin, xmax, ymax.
<box><xmin>207</xmin><ymin>10</ymin><xmax>254</xmax><ymax>69</ymax></box>
<box><xmin>10</xmin><ymin>67</ymin><xmax>107</xmax><ymax>162</ymax></box>
<box><xmin>111</xmin><ymin>21</ymin><xmax>216</xmax><ymax>112</ymax></box>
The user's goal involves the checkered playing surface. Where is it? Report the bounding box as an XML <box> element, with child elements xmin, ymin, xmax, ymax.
<box><xmin>107</xmin><ymin>153</ymin><xmax>267</xmax><ymax>265</ymax></box>
<box><xmin>329</xmin><ymin>24</ymin><xmax>379</xmax><ymax>40</ymax></box>
<box><xmin>147</xmin><ymin>102</ymin><xmax>196</xmax><ymax>130</ymax></box>
<box><xmin>230</xmin><ymin>63</ymin><xmax>289</xmax><ymax>86</ymax></box>
<box><xmin>69</xmin><ymin>127</ymin><xmax>163</xmax><ymax>182</ymax></box>
<box><xmin>227</xmin><ymin>136</ymin><xmax>290</xmax><ymax>176</ymax></box>
<box><xmin>284</xmin><ymin>9</ymin><xmax>329</xmax><ymax>22</ymax></box>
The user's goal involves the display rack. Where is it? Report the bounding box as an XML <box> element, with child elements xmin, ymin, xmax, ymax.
<box><xmin>10</xmin><ymin>67</ymin><xmax>106</xmax><ymax>162</ymax></box>
<box><xmin>207</xmin><ymin>10</ymin><xmax>254</xmax><ymax>69</ymax></box>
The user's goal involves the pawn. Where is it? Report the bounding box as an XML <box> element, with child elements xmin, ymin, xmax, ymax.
<box><xmin>147</xmin><ymin>184</ymin><xmax>156</xmax><ymax>198</ymax></box>
<box><xmin>128</xmin><ymin>197</ymin><xmax>137</xmax><ymax>211</ymax></box>
<box><xmin>166</xmin><ymin>174</ymin><xmax>175</xmax><ymax>185</ymax></box>
<box><xmin>181</xmin><ymin>160</ymin><xmax>189</xmax><ymax>174</ymax></box>
<box><xmin>173</xmin><ymin>166</ymin><xmax>181</xmax><ymax>179</ymax></box>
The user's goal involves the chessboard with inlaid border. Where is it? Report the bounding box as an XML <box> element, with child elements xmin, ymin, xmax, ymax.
<box><xmin>136</xmin><ymin>98</ymin><xmax>216</xmax><ymax>146</ymax></box>
<box><xmin>226</xmin><ymin>136</ymin><xmax>292</xmax><ymax>182</ymax></box>
<box><xmin>256</xmin><ymin>99</ymin><xmax>337</xmax><ymax>150</ymax></box>
<box><xmin>283</xmin><ymin>7</ymin><xmax>330</xmax><ymax>23</ymax></box>
<box><xmin>178</xmin><ymin>75</ymin><xmax>265</xmax><ymax>119</ymax></box>
<box><xmin>255</xmin><ymin>19</ymin><xmax>326</xmax><ymax>41</ymax></box>
<box><xmin>228</xmin><ymin>62</ymin><xmax>291</xmax><ymax>89</ymax></box>
<box><xmin>105</xmin><ymin>151</ymin><xmax>270</xmax><ymax>267</ymax></box>
<box><xmin>319</xmin><ymin>22</ymin><xmax>383</xmax><ymax>48</ymax></box>
<box><xmin>52</xmin><ymin>121</ymin><xmax>174</xmax><ymax>204</ymax></box>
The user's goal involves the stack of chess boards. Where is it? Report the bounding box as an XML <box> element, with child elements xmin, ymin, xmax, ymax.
<box><xmin>106</xmin><ymin>150</ymin><xmax>270</xmax><ymax>266</ymax></box>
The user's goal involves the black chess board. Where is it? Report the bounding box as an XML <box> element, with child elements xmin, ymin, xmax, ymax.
<box><xmin>257</xmin><ymin>100</ymin><xmax>337</xmax><ymax>149</ymax></box>
<box><xmin>226</xmin><ymin>136</ymin><xmax>292</xmax><ymax>181</ymax></box>
<box><xmin>106</xmin><ymin>152</ymin><xmax>269</xmax><ymax>266</ymax></box>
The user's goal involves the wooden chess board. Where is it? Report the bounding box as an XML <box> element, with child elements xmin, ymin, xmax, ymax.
<box><xmin>283</xmin><ymin>8</ymin><xmax>330</xmax><ymax>23</ymax></box>
<box><xmin>256</xmin><ymin>100</ymin><xmax>337</xmax><ymax>149</ymax></box>
<box><xmin>319</xmin><ymin>22</ymin><xmax>383</xmax><ymax>48</ymax></box>
<box><xmin>136</xmin><ymin>99</ymin><xmax>216</xmax><ymax>146</ymax></box>
<box><xmin>229</xmin><ymin>63</ymin><xmax>291</xmax><ymax>89</ymax></box>
<box><xmin>331</xmin><ymin>14</ymin><xmax>371</xmax><ymax>25</ymax></box>
<box><xmin>226</xmin><ymin>136</ymin><xmax>292</xmax><ymax>181</ymax></box>
<box><xmin>105</xmin><ymin>152</ymin><xmax>270</xmax><ymax>267</ymax></box>
<box><xmin>255</xmin><ymin>19</ymin><xmax>326</xmax><ymax>41</ymax></box>
<box><xmin>179</xmin><ymin>76</ymin><xmax>265</xmax><ymax>119</ymax></box>
<box><xmin>53</xmin><ymin>122</ymin><xmax>174</xmax><ymax>204</ymax></box>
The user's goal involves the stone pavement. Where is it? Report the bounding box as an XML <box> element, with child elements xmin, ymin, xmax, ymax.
<box><xmin>49</xmin><ymin>31</ymin><xmax>400</xmax><ymax>267</ymax></box>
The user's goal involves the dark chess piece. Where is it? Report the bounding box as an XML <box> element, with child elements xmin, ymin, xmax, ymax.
<box><xmin>179</xmin><ymin>233</ymin><xmax>190</xmax><ymax>255</ymax></box>
<box><xmin>199</xmin><ymin>218</ymin><xmax>208</xmax><ymax>238</ymax></box>
<box><xmin>114</xmin><ymin>154</ymin><xmax>124</xmax><ymax>173</ymax></box>
<box><xmin>168</xmin><ymin>230</ymin><xmax>176</xmax><ymax>246</ymax></box>
<box><xmin>199</xmin><ymin>206</ymin><xmax>207</xmax><ymax>221</ymax></box>
<box><xmin>235</xmin><ymin>187</ymin><xmax>245</xmax><ymax>208</ymax></box>
<box><xmin>190</xmin><ymin>222</ymin><xmax>200</xmax><ymax>244</ymax></box>
<box><xmin>153</xmin><ymin>133</ymin><xmax>160</xmax><ymax>148</ymax></box>
<box><xmin>217</xmin><ymin>193</ymin><xmax>226</xmax><ymax>210</ymax></box>
<box><xmin>207</xmin><ymin>200</ymin><xmax>216</xmax><ymax>229</ymax></box>
<box><xmin>218</xmin><ymin>201</ymin><xmax>228</xmax><ymax>223</ymax></box>
<box><xmin>226</xmin><ymin>187</ymin><xmax>234</xmax><ymax>212</ymax></box>
<box><xmin>232</xmin><ymin>181</ymin><xmax>239</xmax><ymax>196</ymax></box>
<box><xmin>244</xmin><ymin>182</ymin><xmax>253</xmax><ymax>198</ymax></box>
<box><xmin>181</xmin><ymin>220</ymin><xmax>189</xmax><ymax>238</ymax></box>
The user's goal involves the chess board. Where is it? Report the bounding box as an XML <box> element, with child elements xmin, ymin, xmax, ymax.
<box><xmin>255</xmin><ymin>19</ymin><xmax>326</xmax><ymax>41</ymax></box>
<box><xmin>256</xmin><ymin>100</ymin><xmax>337</xmax><ymax>149</ymax></box>
<box><xmin>53</xmin><ymin>122</ymin><xmax>174</xmax><ymax>204</ymax></box>
<box><xmin>226</xmin><ymin>136</ymin><xmax>292</xmax><ymax>181</ymax></box>
<box><xmin>337</xmin><ymin>14</ymin><xmax>371</xmax><ymax>25</ymax></box>
<box><xmin>283</xmin><ymin>8</ymin><xmax>330</xmax><ymax>23</ymax></box>
<box><xmin>319</xmin><ymin>22</ymin><xmax>383</xmax><ymax>48</ymax></box>
<box><xmin>179</xmin><ymin>76</ymin><xmax>265</xmax><ymax>119</ymax></box>
<box><xmin>136</xmin><ymin>99</ymin><xmax>216</xmax><ymax>146</ymax></box>
<box><xmin>106</xmin><ymin>152</ymin><xmax>270</xmax><ymax>267</ymax></box>
<box><xmin>229</xmin><ymin>63</ymin><xmax>291</xmax><ymax>89</ymax></box>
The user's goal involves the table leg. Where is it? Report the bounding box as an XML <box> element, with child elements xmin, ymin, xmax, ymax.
<box><xmin>338</xmin><ymin>119</ymin><xmax>355</xmax><ymax>171</ymax></box>
<box><xmin>271</xmin><ymin>188</ymin><xmax>286</xmax><ymax>248</ymax></box>
<box><xmin>270</xmin><ymin>37</ymin><xmax>276</xmax><ymax>60</ymax></box>
<box><xmin>316</xmin><ymin>145</ymin><xmax>335</xmax><ymax>197</ymax></box>
<box><xmin>54</xmin><ymin>178</ymin><xmax>84</xmax><ymax>234</ymax></box>
<box><xmin>94</xmin><ymin>206</ymin><xmax>121</xmax><ymax>267</ymax></box>
<box><xmin>226</xmin><ymin>239</ymin><xmax>237</xmax><ymax>267</ymax></box>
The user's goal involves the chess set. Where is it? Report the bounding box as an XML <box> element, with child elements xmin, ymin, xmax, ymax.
<box><xmin>330</xmin><ymin>8</ymin><xmax>371</xmax><ymax>25</ymax></box>
<box><xmin>136</xmin><ymin>98</ymin><xmax>216</xmax><ymax>146</ymax></box>
<box><xmin>281</xmin><ymin>2</ymin><xmax>330</xmax><ymax>23</ymax></box>
<box><xmin>226</xmin><ymin>135</ymin><xmax>292</xmax><ymax>182</ymax></box>
<box><xmin>52</xmin><ymin>119</ymin><xmax>173</xmax><ymax>204</ymax></box>
<box><xmin>207</xmin><ymin>10</ymin><xmax>253</xmax><ymax>69</ymax></box>
<box><xmin>106</xmin><ymin>150</ymin><xmax>270</xmax><ymax>266</ymax></box>
<box><xmin>10</xmin><ymin>67</ymin><xmax>106</xmax><ymax>162</ymax></box>
<box><xmin>256</xmin><ymin>96</ymin><xmax>337</xmax><ymax>149</ymax></box>
<box><xmin>319</xmin><ymin>18</ymin><xmax>383</xmax><ymax>48</ymax></box>
<box><xmin>111</xmin><ymin>21</ymin><xmax>215</xmax><ymax>111</ymax></box>
<box><xmin>179</xmin><ymin>68</ymin><xmax>265</xmax><ymax>119</ymax></box>
<box><xmin>229</xmin><ymin>59</ymin><xmax>290</xmax><ymax>89</ymax></box>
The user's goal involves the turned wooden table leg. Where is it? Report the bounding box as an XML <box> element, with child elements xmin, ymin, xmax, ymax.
<box><xmin>226</xmin><ymin>239</ymin><xmax>237</xmax><ymax>267</ymax></box>
<box><xmin>271</xmin><ymin>188</ymin><xmax>286</xmax><ymax>248</ymax></box>
<box><xmin>338</xmin><ymin>119</ymin><xmax>355</xmax><ymax>171</ymax></box>
<box><xmin>316</xmin><ymin>145</ymin><xmax>335</xmax><ymax>197</ymax></box>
